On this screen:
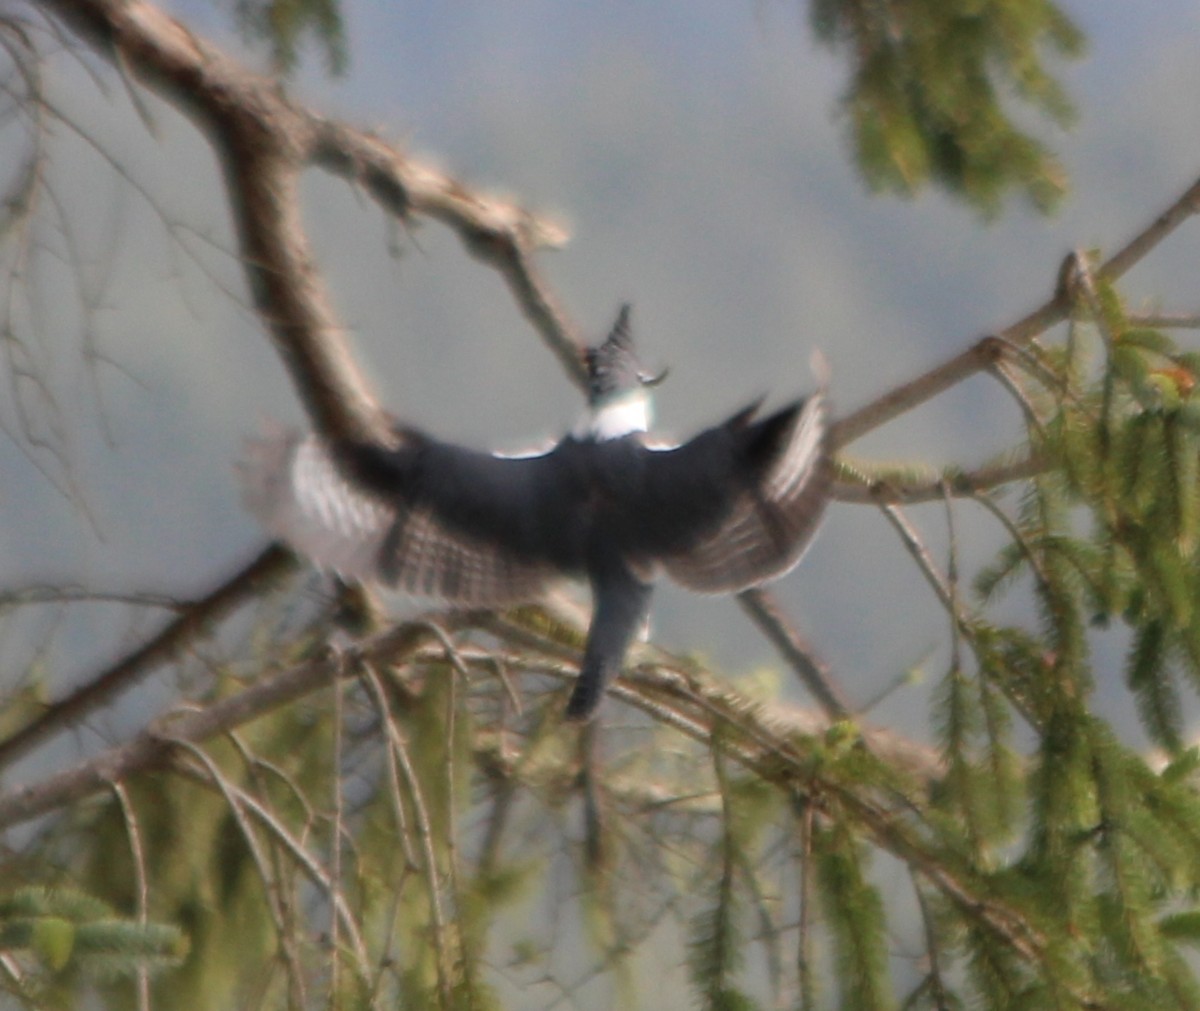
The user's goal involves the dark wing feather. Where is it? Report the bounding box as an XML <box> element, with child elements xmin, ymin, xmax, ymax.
<box><xmin>239</xmin><ymin>427</ymin><xmax>576</xmax><ymax>605</ymax></box>
<box><xmin>642</xmin><ymin>389</ymin><xmax>832</xmax><ymax>593</ymax></box>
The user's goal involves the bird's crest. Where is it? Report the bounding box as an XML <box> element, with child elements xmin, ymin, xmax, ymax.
<box><xmin>585</xmin><ymin>305</ymin><xmax>668</xmax><ymax>407</ymax></box>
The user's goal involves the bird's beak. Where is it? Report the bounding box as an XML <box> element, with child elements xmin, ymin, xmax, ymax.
<box><xmin>639</xmin><ymin>366</ymin><xmax>669</xmax><ymax>388</ymax></box>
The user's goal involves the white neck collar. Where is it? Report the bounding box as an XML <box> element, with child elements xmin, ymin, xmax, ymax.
<box><xmin>574</xmin><ymin>390</ymin><xmax>651</xmax><ymax>441</ymax></box>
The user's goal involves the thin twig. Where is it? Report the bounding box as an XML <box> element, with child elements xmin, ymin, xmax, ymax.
<box><xmin>987</xmin><ymin>334</ymin><xmax>1094</xmax><ymax>418</ymax></box>
<box><xmin>330</xmin><ymin>673</ymin><xmax>345</xmax><ymax>1006</ymax></box>
<box><xmin>0</xmin><ymin>585</ymin><xmax>184</xmax><ymax>612</ymax></box>
<box><xmin>795</xmin><ymin>798</ymin><xmax>815</xmax><ymax>1011</ymax></box>
<box><xmin>357</xmin><ymin>659</ymin><xmax>419</xmax><ymax>871</ymax></box>
<box><xmin>1068</xmin><ymin>249</ymin><xmax>1119</xmax><ymax>348</ymax></box>
<box><xmin>942</xmin><ymin>480</ymin><xmax>963</xmax><ymax>678</ymax></box>
<box><xmin>170</xmin><ymin>741</ymin><xmax>311</xmax><ymax>1007</ymax></box>
<box><xmin>912</xmin><ymin>873</ymin><xmax>953</xmax><ymax>1011</ymax></box>
<box><xmin>1128</xmin><ymin>312</ymin><xmax>1200</xmax><ymax>329</ymax></box>
<box><xmin>579</xmin><ymin>721</ymin><xmax>605</xmax><ymax>870</ymax></box>
<box><xmin>0</xmin><ymin>615</ymin><xmax>457</xmax><ymax>830</ymax></box>
<box><xmin>969</xmin><ymin>490</ymin><xmax>1053</xmax><ymax>593</ymax></box>
<box><xmin>170</xmin><ymin>742</ymin><xmax>375</xmax><ymax>995</ymax></box>
<box><xmin>875</xmin><ymin>500</ymin><xmax>956</xmax><ymax>618</ymax></box>
<box><xmin>111</xmin><ymin>781</ymin><xmax>150</xmax><ymax>1011</ymax></box>
<box><xmin>989</xmin><ymin>360</ymin><xmax>1047</xmax><ymax>442</ymax></box>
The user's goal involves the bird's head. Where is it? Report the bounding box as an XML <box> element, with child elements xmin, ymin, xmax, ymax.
<box><xmin>584</xmin><ymin>304</ymin><xmax>668</xmax><ymax>410</ymax></box>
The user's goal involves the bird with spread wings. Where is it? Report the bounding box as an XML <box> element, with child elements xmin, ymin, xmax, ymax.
<box><xmin>239</xmin><ymin>307</ymin><xmax>833</xmax><ymax>720</ymax></box>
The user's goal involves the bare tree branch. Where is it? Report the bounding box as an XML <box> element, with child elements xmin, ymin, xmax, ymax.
<box><xmin>736</xmin><ymin>588</ymin><xmax>851</xmax><ymax>720</ymax></box>
<box><xmin>0</xmin><ymin>543</ymin><xmax>294</xmax><ymax>771</ymax></box>
<box><xmin>307</xmin><ymin>121</ymin><xmax>586</xmax><ymax>387</ymax></box>
<box><xmin>0</xmin><ymin>604</ymin><xmax>947</xmax><ymax>832</ymax></box>
<box><xmin>0</xmin><ymin>614</ymin><xmax>458</xmax><ymax>830</ymax></box>
<box><xmin>35</xmin><ymin>0</ymin><xmax>585</xmax><ymax>435</ymax></box>
<box><xmin>832</xmin><ymin>171</ymin><xmax>1200</xmax><ymax>449</ymax></box>
<box><xmin>12</xmin><ymin>1</ymin><xmax>1200</xmax><ymax>1005</ymax></box>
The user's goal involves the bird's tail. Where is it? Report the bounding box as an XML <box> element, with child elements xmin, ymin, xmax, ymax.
<box><xmin>565</xmin><ymin>565</ymin><xmax>654</xmax><ymax>721</ymax></box>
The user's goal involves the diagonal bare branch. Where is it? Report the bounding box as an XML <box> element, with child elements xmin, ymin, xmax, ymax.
<box><xmin>0</xmin><ymin>543</ymin><xmax>294</xmax><ymax>771</ymax></box>
<box><xmin>0</xmin><ymin>610</ymin><xmax>470</xmax><ymax>831</ymax></box>
<box><xmin>32</xmin><ymin>0</ymin><xmax>379</xmax><ymax>439</ymax></box>
<box><xmin>307</xmin><ymin>120</ymin><xmax>585</xmax><ymax>387</ymax></box>
<box><xmin>832</xmin><ymin>171</ymin><xmax>1200</xmax><ymax>450</ymax></box>
<box><xmin>37</xmin><ymin>0</ymin><xmax>584</xmax><ymax>433</ymax></box>
<box><xmin>736</xmin><ymin>588</ymin><xmax>851</xmax><ymax>720</ymax></box>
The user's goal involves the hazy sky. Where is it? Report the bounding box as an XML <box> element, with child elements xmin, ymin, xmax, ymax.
<box><xmin>4</xmin><ymin>1</ymin><xmax>1200</xmax><ymax>750</ymax></box>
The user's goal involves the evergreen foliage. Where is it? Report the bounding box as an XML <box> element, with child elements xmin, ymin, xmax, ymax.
<box><xmin>228</xmin><ymin>0</ymin><xmax>1082</xmax><ymax>214</ymax></box>
<box><xmin>9</xmin><ymin>296</ymin><xmax>1200</xmax><ymax>1006</ymax></box>
<box><xmin>0</xmin><ymin>886</ymin><xmax>183</xmax><ymax>1005</ymax></box>
<box><xmin>809</xmin><ymin>0</ymin><xmax>1083</xmax><ymax>214</ymax></box>
<box><xmin>231</xmin><ymin>0</ymin><xmax>347</xmax><ymax>75</ymax></box>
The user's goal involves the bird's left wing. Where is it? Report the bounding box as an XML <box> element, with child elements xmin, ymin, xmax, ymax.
<box><xmin>640</xmin><ymin>387</ymin><xmax>833</xmax><ymax>594</ymax></box>
<box><xmin>238</xmin><ymin>426</ymin><xmax>568</xmax><ymax>605</ymax></box>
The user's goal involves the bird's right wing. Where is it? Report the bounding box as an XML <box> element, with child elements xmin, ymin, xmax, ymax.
<box><xmin>238</xmin><ymin>427</ymin><xmax>565</xmax><ymax>606</ymax></box>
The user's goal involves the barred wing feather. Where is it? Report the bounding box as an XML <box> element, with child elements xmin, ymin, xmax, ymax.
<box><xmin>659</xmin><ymin>391</ymin><xmax>831</xmax><ymax>593</ymax></box>
<box><xmin>238</xmin><ymin>429</ymin><xmax>558</xmax><ymax>606</ymax></box>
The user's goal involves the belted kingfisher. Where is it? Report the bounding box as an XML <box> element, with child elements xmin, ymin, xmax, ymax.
<box><xmin>239</xmin><ymin>306</ymin><xmax>832</xmax><ymax>720</ymax></box>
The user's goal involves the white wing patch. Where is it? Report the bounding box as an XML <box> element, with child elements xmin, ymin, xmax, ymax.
<box><xmin>239</xmin><ymin>429</ymin><xmax>392</xmax><ymax>582</ymax></box>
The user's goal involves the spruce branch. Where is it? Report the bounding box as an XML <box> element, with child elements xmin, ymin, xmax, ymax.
<box><xmin>359</xmin><ymin>661</ymin><xmax>455</xmax><ymax>1008</ymax></box>
<box><xmin>1129</xmin><ymin>312</ymin><xmax>1200</xmax><ymax>329</ymax></box>
<box><xmin>834</xmin><ymin>452</ymin><xmax>1047</xmax><ymax>504</ymax></box>
<box><xmin>169</xmin><ymin>743</ymin><xmax>374</xmax><ymax>996</ymax></box>
<box><xmin>794</xmin><ymin>799</ymin><xmax>816</xmax><ymax>1011</ymax></box>
<box><xmin>911</xmin><ymin>874</ymin><xmax>953</xmax><ymax>1011</ymax></box>
<box><xmin>110</xmin><ymin>782</ymin><xmax>150</xmax><ymax>1011</ymax></box>
<box><xmin>329</xmin><ymin>673</ymin><xmax>346</xmax><ymax>1006</ymax></box>
<box><xmin>686</xmin><ymin>740</ymin><xmax>748</xmax><ymax>1008</ymax></box>
<box><xmin>969</xmin><ymin>490</ymin><xmax>1054</xmax><ymax>595</ymax></box>
<box><xmin>358</xmin><ymin>660</ymin><xmax>418</xmax><ymax>873</ymax></box>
